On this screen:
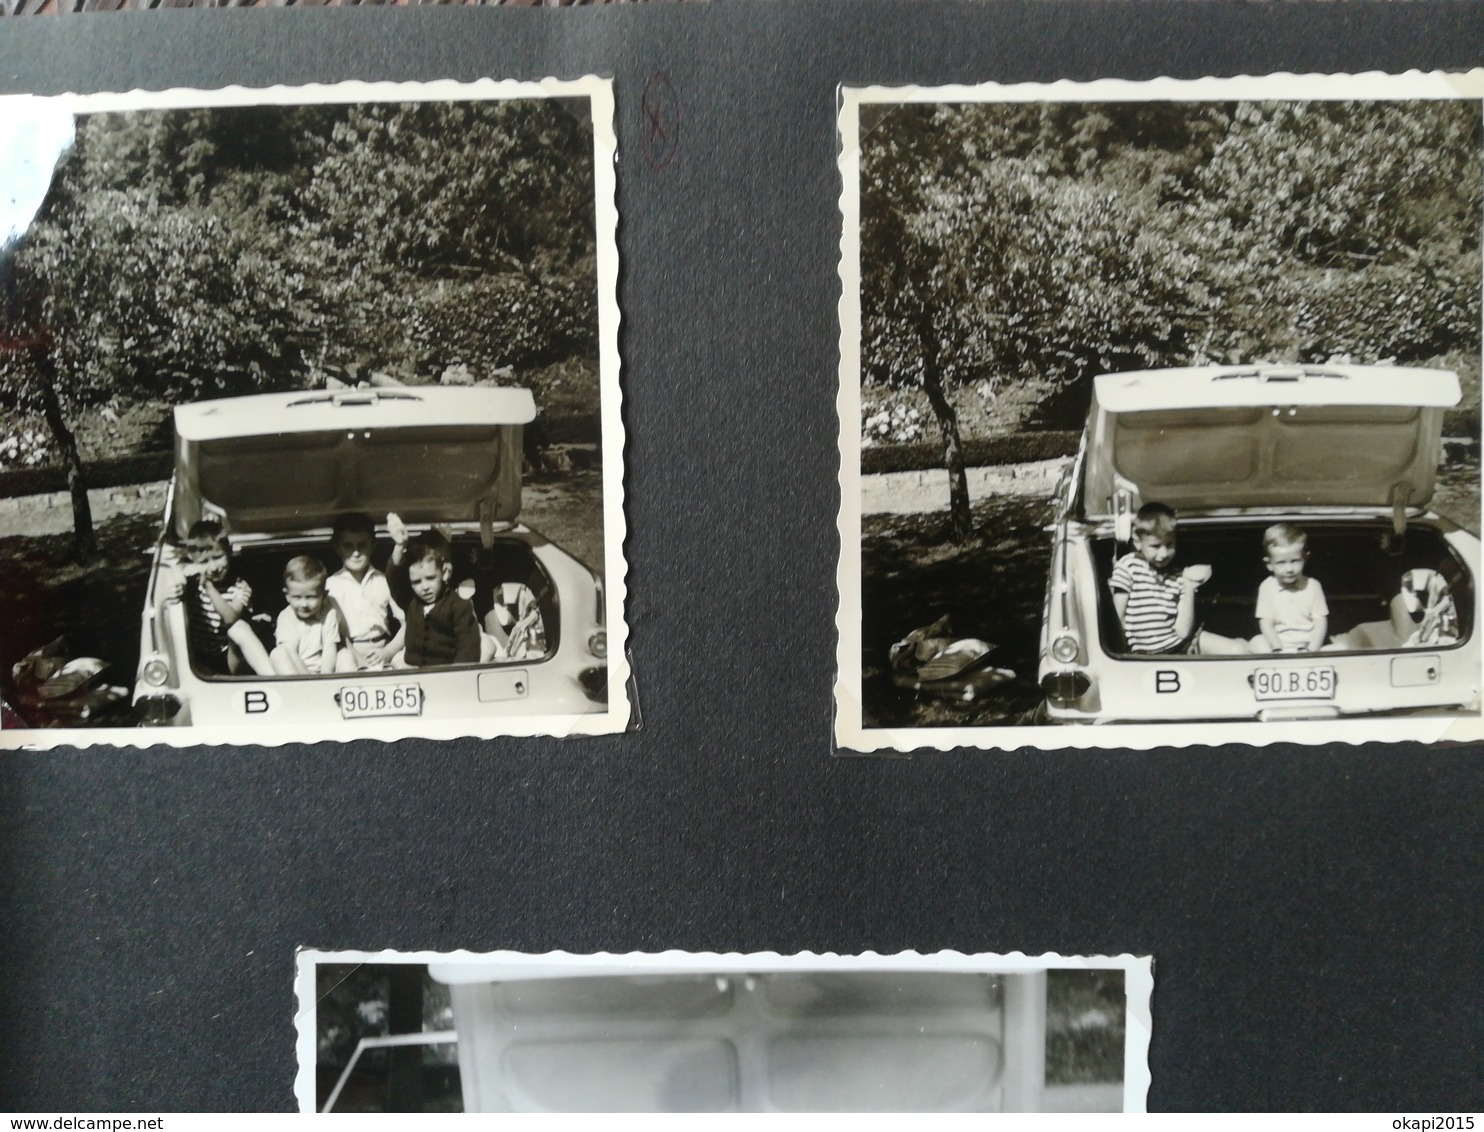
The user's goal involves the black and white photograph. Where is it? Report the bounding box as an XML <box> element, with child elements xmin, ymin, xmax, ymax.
<box><xmin>297</xmin><ymin>950</ymin><xmax>1151</xmax><ymax>1113</ymax></box>
<box><xmin>0</xmin><ymin>79</ymin><xmax>628</xmax><ymax>747</ymax></box>
<box><xmin>836</xmin><ymin>72</ymin><xmax>1484</xmax><ymax>752</ymax></box>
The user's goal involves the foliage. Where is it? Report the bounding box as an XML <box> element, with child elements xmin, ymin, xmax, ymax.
<box><xmin>864</xmin><ymin>99</ymin><xmax>1481</xmax><ymax>391</ymax></box>
<box><xmin>0</xmin><ymin>420</ymin><xmax>51</xmax><ymax>467</ymax></box>
<box><xmin>0</xmin><ymin>97</ymin><xmax>598</xmax><ymax>555</ymax></box>
<box><xmin>1</xmin><ymin>98</ymin><xmax>599</xmax><ymax>405</ymax></box>
<box><xmin>860</xmin><ymin>431</ymin><xmax>1077</xmax><ymax>476</ymax></box>
<box><xmin>409</xmin><ymin>273</ymin><xmax>596</xmax><ymax>379</ymax></box>
<box><xmin>860</xmin><ymin>99</ymin><xmax>1483</xmax><ymax>530</ymax></box>
<box><xmin>316</xmin><ymin>965</ymin><xmax>454</xmax><ymax>1068</ymax></box>
<box><xmin>1046</xmin><ymin>969</ymin><xmax>1125</xmax><ymax>1085</ymax></box>
<box><xmin>861</xmin><ymin>398</ymin><xmax>926</xmax><ymax>445</ymax></box>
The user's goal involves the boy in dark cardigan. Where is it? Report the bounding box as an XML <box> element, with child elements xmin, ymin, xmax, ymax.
<box><xmin>386</xmin><ymin>515</ymin><xmax>482</xmax><ymax>667</ymax></box>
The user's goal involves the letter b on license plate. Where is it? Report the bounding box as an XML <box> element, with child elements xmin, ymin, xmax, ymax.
<box><xmin>1252</xmin><ymin>665</ymin><xmax>1336</xmax><ymax>702</ymax></box>
<box><xmin>339</xmin><ymin>682</ymin><xmax>423</xmax><ymax>719</ymax></box>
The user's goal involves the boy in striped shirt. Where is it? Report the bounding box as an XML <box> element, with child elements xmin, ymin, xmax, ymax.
<box><xmin>176</xmin><ymin>519</ymin><xmax>275</xmax><ymax>676</ymax></box>
<box><xmin>1109</xmin><ymin>502</ymin><xmax>1249</xmax><ymax>656</ymax></box>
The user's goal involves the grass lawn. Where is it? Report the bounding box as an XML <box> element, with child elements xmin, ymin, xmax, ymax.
<box><xmin>861</xmin><ymin>495</ymin><xmax>1054</xmax><ymax>729</ymax></box>
<box><xmin>0</xmin><ymin>511</ymin><xmax>160</xmax><ymax>703</ymax></box>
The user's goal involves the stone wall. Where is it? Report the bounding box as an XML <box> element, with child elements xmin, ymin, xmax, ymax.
<box><xmin>861</xmin><ymin>457</ymin><xmax>1071</xmax><ymax>516</ymax></box>
<box><xmin>0</xmin><ymin>481</ymin><xmax>168</xmax><ymax>538</ymax></box>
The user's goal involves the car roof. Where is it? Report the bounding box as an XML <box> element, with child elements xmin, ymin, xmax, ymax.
<box><xmin>174</xmin><ymin>386</ymin><xmax>537</xmax><ymax>441</ymax></box>
<box><xmin>1093</xmin><ymin>365</ymin><xmax>1460</xmax><ymax>413</ymax></box>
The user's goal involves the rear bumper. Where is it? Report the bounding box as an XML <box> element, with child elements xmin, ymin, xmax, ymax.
<box><xmin>136</xmin><ymin>660</ymin><xmax>605</xmax><ymax>727</ymax></box>
<box><xmin>1041</xmin><ymin>646</ymin><xmax>1480</xmax><ymax>724</ymax></box>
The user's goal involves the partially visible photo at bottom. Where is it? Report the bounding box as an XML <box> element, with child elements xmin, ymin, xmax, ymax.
<box><xmin>296</xmin><ymin>950</ymin><xmax>1151</xmax><ymax>1113</ymax></box>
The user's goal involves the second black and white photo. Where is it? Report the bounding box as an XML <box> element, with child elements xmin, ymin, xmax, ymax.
<box><xmin>836</xmin><ymin>73</ymin><xmax>1484</xmax><ymax>751</ymax></box>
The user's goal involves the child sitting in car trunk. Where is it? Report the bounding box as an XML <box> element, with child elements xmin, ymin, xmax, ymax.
<box><xmin>1109</xmin><ymin>501</ymin><xmax>1250</xmax><ymax>656</ymax></box>
<box><xmin>1248</xmin><ymin>523</ymin><xmax>1330</xmax><ymax>654</ymax></box>
<box><xmin>176</xmin><ymin>519</ymin><xmax>275</xmax><ymax>677</ymax></box>
<box><xmin>386</xmin><ymin>514</ymin><xmax>482</xmax><ymax>667</ymax></box>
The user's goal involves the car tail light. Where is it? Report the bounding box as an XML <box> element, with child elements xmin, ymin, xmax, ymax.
<box><xmin>587</xmin><ymin>630</ymin><xmax>607</xmax><ymax>659</ymax></box>
<box><xmin>1040</xmin><ymin>670</ymin><xmax>1090</xmax><ymax>706</ymax></box>
<box><xmin>1050</xmin><ymin>634</ymin><xmax>1080</xmax><ymax>664</ymax></box>
<box><xmin>140</xmin><ymin>656</ymin><xmax>171</xmax><ymax>687</ymax></box>
<box><xmin>137</xmin><ymin>694</ymin><xmax>183</xmax><ymax>726</ymax></box>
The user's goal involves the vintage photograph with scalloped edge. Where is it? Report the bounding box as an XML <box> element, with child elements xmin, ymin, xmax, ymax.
<box><xmin>836</xmin><ymin>71</ymin><xmax>1484</xmax><ymax>752</ymax></box>
<box><xmin>0</xmin><ymin>78</ymin><xmax>629</xmax><ymax>748</ymax></box>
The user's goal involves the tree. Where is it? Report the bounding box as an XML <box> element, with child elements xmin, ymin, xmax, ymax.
<box><xmin>294</xmin><ymin>99</ymin><xmax>597</xmax><ymax>380</ymax></box>
<box><xmin>0</xmin><ymin>98</ymin><xmax>601</xmax><ymax>558</ymax></box>
<box><xmin>859</xmin><ymin>99</ymin><xmax>1483</xmax><ymax>540</ymax></box>
<box><xmin>0</xmin><ymin>107</ymin><xmax>324</xmax><ymax>559</ymax></box>
<box><xmin>861</xmin><ymin>104</ymin><xmax>1207</xmax><ymax>540</ymax></box>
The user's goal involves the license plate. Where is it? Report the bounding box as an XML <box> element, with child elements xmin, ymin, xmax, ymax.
<box><xmin>1251</xmin><ymin>666</ymin><xmax>1336</xmax><ymax>702</ymax></box>
<box><xmin>338</xmin><ymin>682</ymin><xmax>423</xmax><ymax>719</ymax></box>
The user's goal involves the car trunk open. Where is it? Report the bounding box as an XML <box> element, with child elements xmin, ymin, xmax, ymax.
<box><xmin>1079</xmin><ymin>365</ymin><xmax>1460</xmax><ymax>524</ymax></box>
<box><xmin>1089</xmin><ymin>518</ymin><xmax>1473</xmax><ymax>657</ymax></box>
<box><xmin>170</xmin><ymin>387</ymin><xmax>536</xmax><ymax>538</ymax></box>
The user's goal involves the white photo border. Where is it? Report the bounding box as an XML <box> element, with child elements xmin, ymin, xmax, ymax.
<box><xmin>0</xmin><ymin>77</ymin><xmax>630</xmax><ymax>749</ymax></box>
<box><xmin>835</xmin><ymin>70</ymin><xmax>1484</xmax><ymax>753</ymax></box>
<box><xmin>294</xmin><ymin>947</ymin><xmax>1154</xmax><ymax>1114</ymax></box>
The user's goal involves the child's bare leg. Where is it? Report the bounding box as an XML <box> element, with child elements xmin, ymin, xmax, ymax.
<box><xmin>227</xmin><ymin>620</ymin><xmax>275</xmax><ymax>675</ymax></box>
<box><xmin>333</xmin><ymin>647</ymin><xmax>358</xmax><ymax>673</ymax></box>
<box><xmin>478</xmin><ymin>632</ymin><xmax>501</xmax><ymax>663</ymax></box>
<box><xmin>269</xmin><ymin>645</ymin><xmax>297</xmax><ymax>676</ymax></box>
<box><xmin>1248</xmin><ymin>635</ymin><xmax>1273</xmax><ymax>654</ymax></box>
<box><xmin>1199</xmin><ymin>631</ymin><xmax>1251</xmax><ymax>656</ymax></box>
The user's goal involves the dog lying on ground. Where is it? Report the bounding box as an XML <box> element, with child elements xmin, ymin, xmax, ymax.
<box><xmin>889</xmin><ymin>615</ymin><xmax>1016</xmax><ymax>702</ymax></box>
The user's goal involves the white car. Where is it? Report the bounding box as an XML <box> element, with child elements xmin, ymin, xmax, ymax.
<box><xmin>1038</xmin><ymin>364</ymin><xmax>1480</xmax><ymax>724</ymax></box>
<box><xmin>133</xmin><ymin>385</ymin><xmax>609</xmax><ymax>730</ymax></box>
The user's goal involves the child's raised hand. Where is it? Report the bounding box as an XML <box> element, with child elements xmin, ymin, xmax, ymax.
<box><xmin>386</xmin><ymin>512</ymin><xmax>409</xmax><ymax>546</ymax></box>
<box><xmin>1182</xmin><ymin>564</ymin><xmax>1213</xmax><ymax>588</ymax></box>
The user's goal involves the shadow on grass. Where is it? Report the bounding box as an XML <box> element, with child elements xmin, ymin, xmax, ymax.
<box><xmin>861</xmin><ymin>495</ymin><xmax>1053</xmax><ymax>729</ymax></box>
<box><xmin>0</xmin><ymin>512</ymin><xmax>159</xmax><ymax>722</ymax></box>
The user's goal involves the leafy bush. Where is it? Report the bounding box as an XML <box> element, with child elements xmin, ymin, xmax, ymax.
<box><xmin>0</xmin><ymin>421</ymin><xmax>53</xmax><ymax>468</ymax></box>
<box><xmin>409</xmin><ymin>273</ymin><xmax>596</xmax><ymax>379</ymax></box>
<box><xmin>1294</xmin><ymin>259</ymin><xmax>1483</xmax><ymax>364</ymax></box>
<box><xmin>862</xmin><ymin>399</ymin><xmax>927</xmax><ymax>446</ymax></box>
<box><xmin>861</xmin><ymin>431</ymin><xmax>1078</xmax><ymax>475</ymax></box>
<box><xmin>862</xmin><ymin>98</ymin><xmax>1482</xmax><ymax>409</ymax></box>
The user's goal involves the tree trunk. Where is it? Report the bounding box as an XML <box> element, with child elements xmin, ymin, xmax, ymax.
<box><xmin>33</xmin><ymin>345</ymin><xmax>95</xmax><ymax>562</ymax></box>
<box><xmin>385</xmin><ymin>966</ymin><xmax>426</xmax><ymax>1113</ymax></box>
<box><xmin>917</xmin><ymin>316</ymin><xmax>973</xmax><ymax>542</ymax></box>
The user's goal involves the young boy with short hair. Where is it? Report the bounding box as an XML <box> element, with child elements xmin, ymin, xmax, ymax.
<box><xmin>271</xmin><ymin>555</ymin><xmax>356</xmax><ymax>676</ymax></box>
<box><xmin>325</xmin><ymin>512</ymin><xmax>405</xmax><ymax>669</ymax></box>
<box><xmin>1249</xmin><ymin>522</ymin><xmax>1329</xmax><ymax>654</ymax></box>
<box><xmin>178</xmin><ymin>519</ymin><xmax>274</xmax><ymax>676</ymax></box>
<box><xmin>1109</xmin><ymin>502</ymin><xmax>1249</xmax><ymax>656</ymax></box>
<box><xmin>386</xmin><ymin>515</ymin><xmax>482</xmax><ymax>667</ymax></box>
